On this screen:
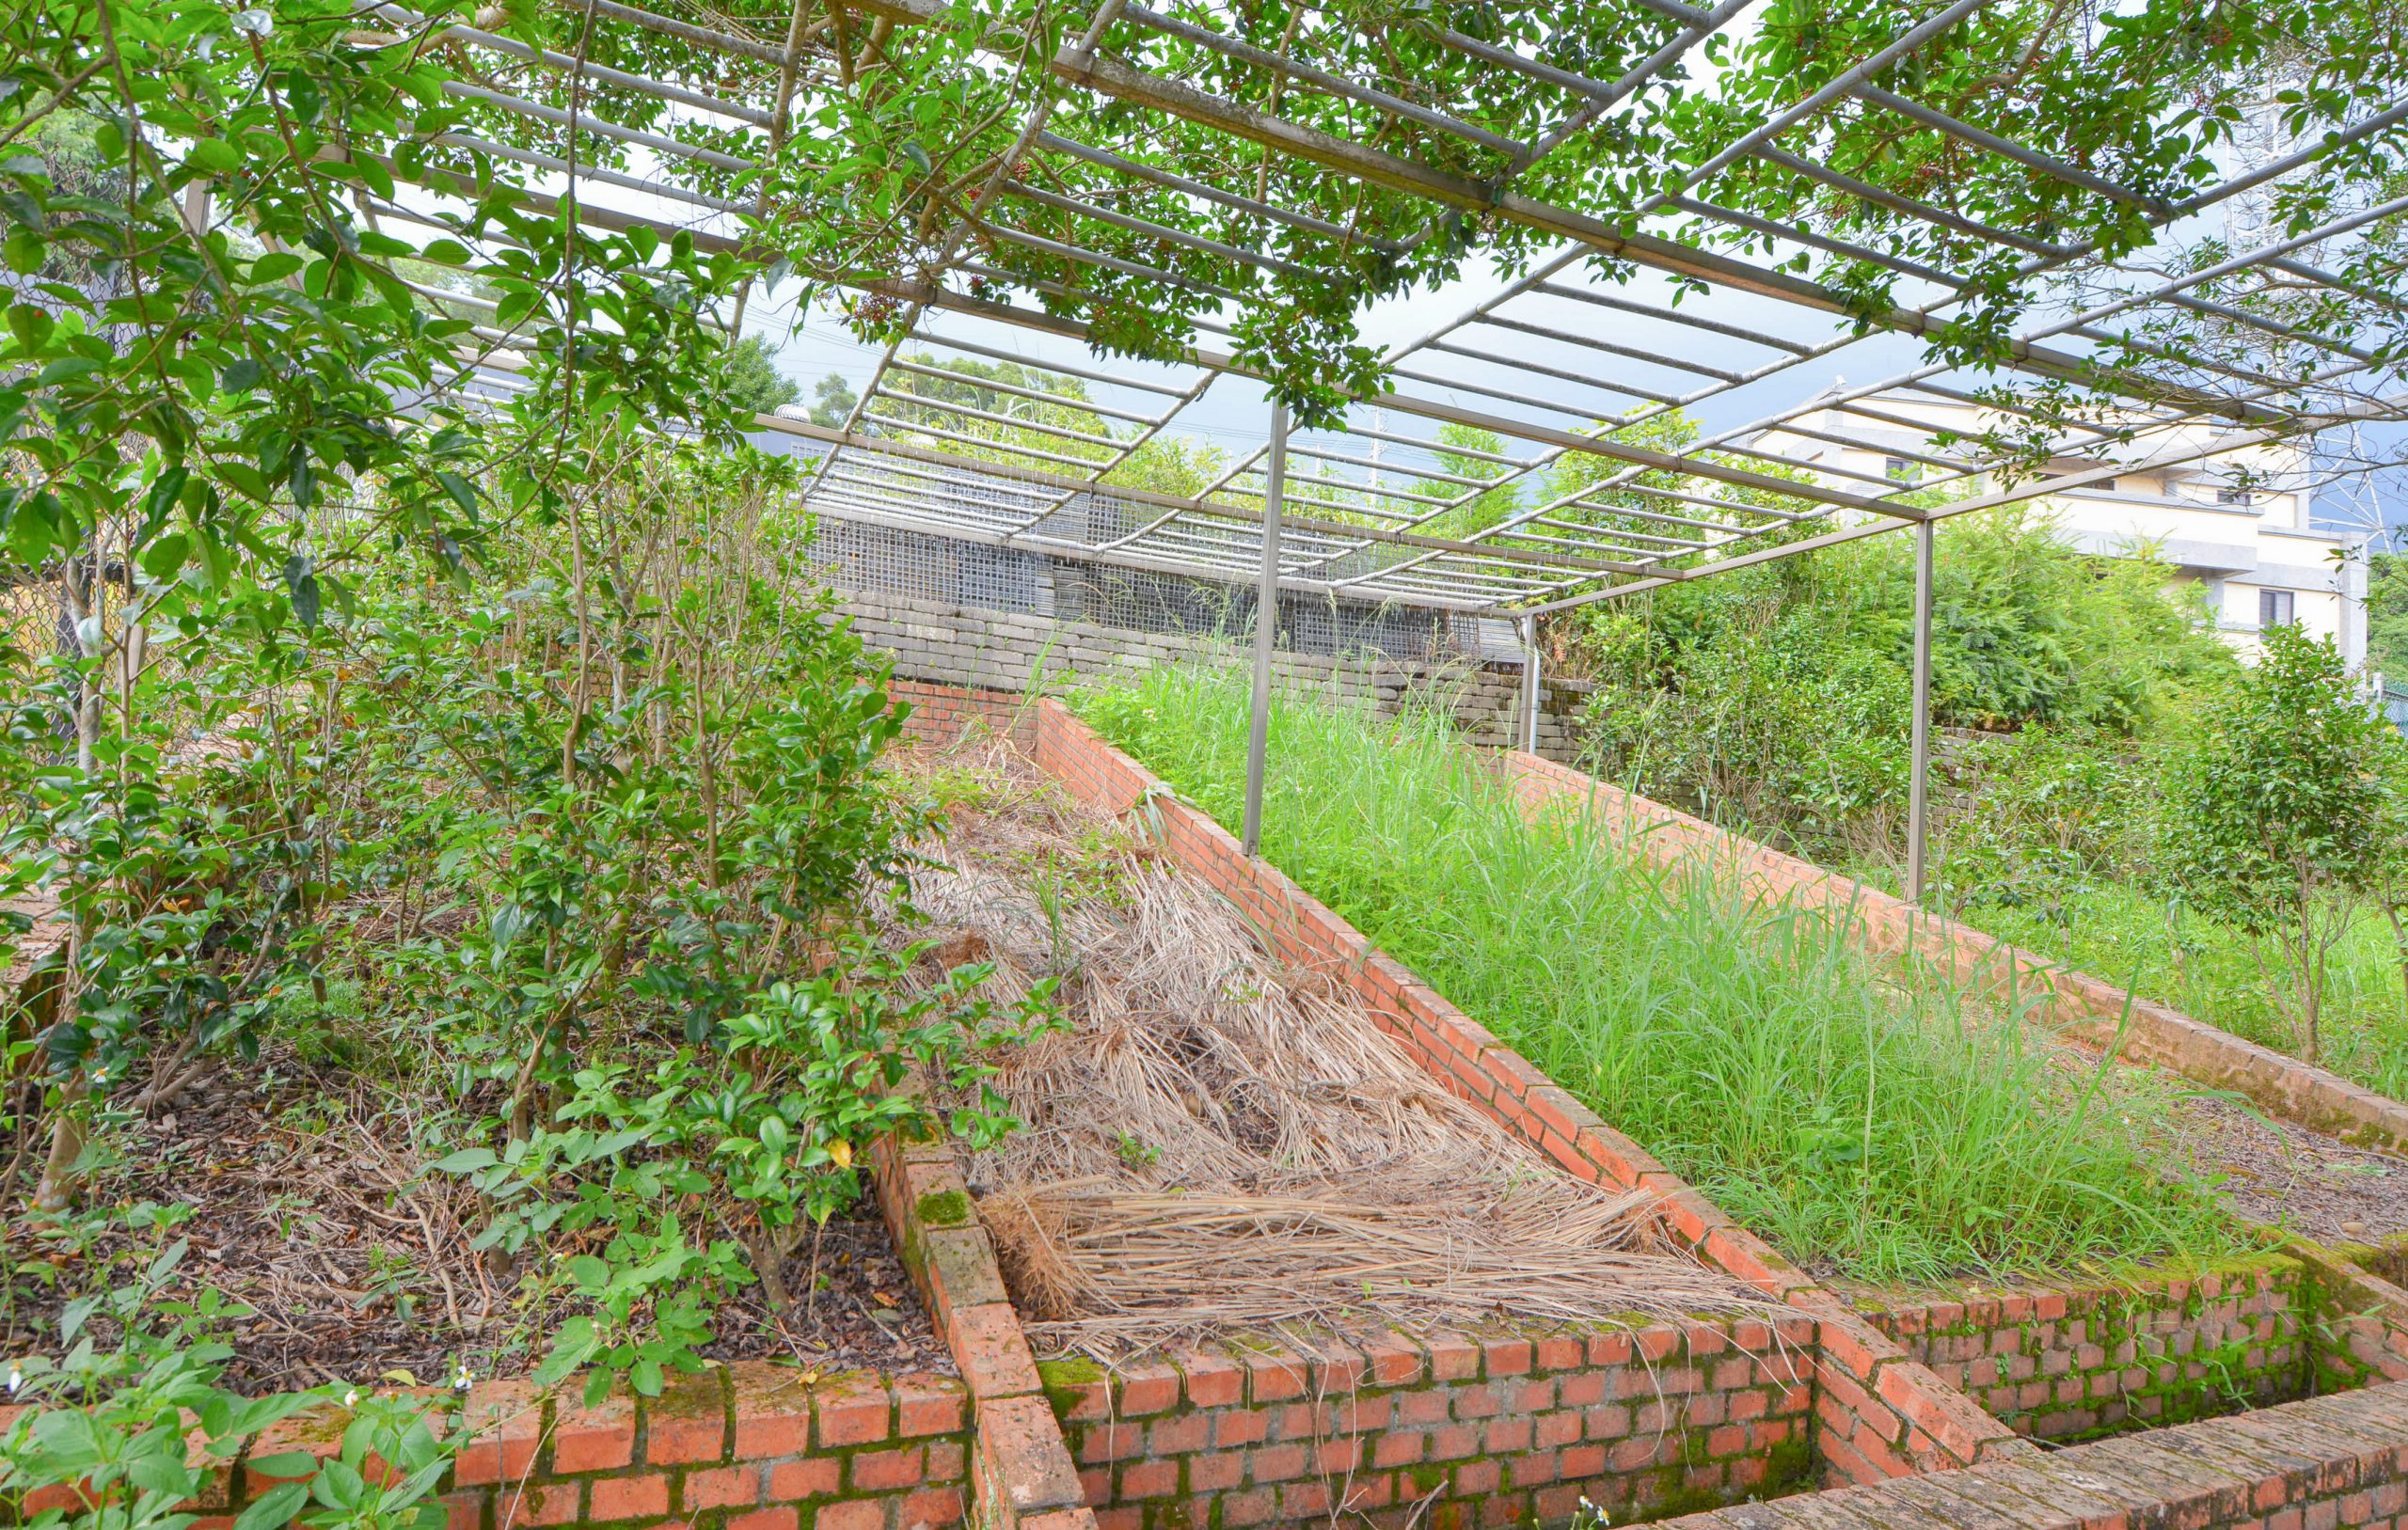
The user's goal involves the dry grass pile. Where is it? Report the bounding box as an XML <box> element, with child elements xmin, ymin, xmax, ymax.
<box><xmin>889</xmin><ymin>733</ymin><xmax>1773</xmax><ymax>1357</ymax></box>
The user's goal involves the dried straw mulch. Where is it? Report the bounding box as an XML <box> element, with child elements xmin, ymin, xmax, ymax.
<box><xmin>888</xmin><ymin>732</ymin><xmax>1776</xmax><ymax>1360</ymax></box>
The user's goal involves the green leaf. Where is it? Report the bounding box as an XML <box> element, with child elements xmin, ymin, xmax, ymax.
<box><xmin>220</xmin><ymin>356</ymin><xmax>263</xmax><ymax>393</ymax></box>
<box><xmin>427</xmin><ymin>1147</ymin><xmax>498</xmax><ymax>1173</ymax></box>
<box><xmin>284</xmin><ymin>553</ymin><xmax>322</xmax><ymax>629</ymax></box>
<box><xmin>140</xmin><ymin>532</ymin><xmax>191</xmax><ymax>579</ymax></box>
<box><xmin>217</xmin><ymin>461</ymin><xmax>272</xmax><ymax>502</ymax></box>
<box><xmin>250</xmin><ymin>252</ymin><xmax>304</xmax><ymax>285</ymax></box>
<box><xmin>354</xmin><ymin>154</ymin><xmax>396</xmax><ymax>201</ymax></box>
<box><xmin>138</xmin><ymin>466</ymin><xmax>189</xmax><ymax>541</ymax></box>
<box><xmin>492</xmin><ymin>290</ymin><xmax>538</xmax><ymax>328</ymax></box>
<box><xmin>435</xmin><ymin>471</ymin><xmax>480</xmax><ymax>518</ymax></box>
<box><xmin>188</xmin><ymin>139</ymin><xmax>246</xmax><ymax>176</ymax></box>
<box><xmin>233</xmin><ymin>1482</ymin><xmax>310</xmax><ymax>1530</ymax></box>
<box><xmin>2</xmin><ymin>229</ymin><xmax>40</xmax><ymax>276</ymax></box>
<box><xmin>7</xmin><ymin>303</ymin><xmax>54</xmax><ymax>353</ymax></box>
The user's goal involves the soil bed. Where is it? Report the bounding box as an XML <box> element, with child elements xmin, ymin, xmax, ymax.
<box><xmin>2158</xmin><ymin>1086</ymin><xmax>2408</xmax><ymax>1242</ymax></box>
<box><xmin>888</xmin><ymin>731</ymin><xmax>1774</xmax><ymax>1361</ymax></box>
<box><xmin>0</xmin><ymin>1044</ymin><xmax>948</xmax><ymax>1394</ymax></box>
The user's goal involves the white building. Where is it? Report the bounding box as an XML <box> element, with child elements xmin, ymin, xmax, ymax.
<box><xmin>1756</xmin><ymin>392</ymin><xmax>2368</xmax><ymax>668</ymax></box>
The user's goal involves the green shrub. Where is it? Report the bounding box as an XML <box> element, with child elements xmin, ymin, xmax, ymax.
<box><xmin>1575</xmin><ymin>503</ymin><xmax>2235</xmax><ymax>861</ymax></box>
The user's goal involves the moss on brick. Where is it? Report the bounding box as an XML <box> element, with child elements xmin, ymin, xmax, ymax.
<box><xmin>1035</xmin><ymin>1356</ymin><xmax>1107</xmax><ymax>1416</ymax></box>
<box><xmin>916</xmin><ymin>1189</ymin><xmax>972</xmax><ymax>1228</ymax></box>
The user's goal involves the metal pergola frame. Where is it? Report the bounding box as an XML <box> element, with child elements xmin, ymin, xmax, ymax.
<box><xmin>359</xmin><ymin>0</ymin><xmax>2408</xmax><ymax>891</ymax></box>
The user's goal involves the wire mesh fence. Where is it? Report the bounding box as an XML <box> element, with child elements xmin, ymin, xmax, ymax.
<box><xmin>792</xmin><ymin>434</ymin><xmax>1513</xmax><ymax>666</ymax></box>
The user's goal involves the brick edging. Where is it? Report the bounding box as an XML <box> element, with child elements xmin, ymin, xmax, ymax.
<box><xmin>1654</xmin><ymin>1383</ymin><xmax>2408</xmax><ymax>1530</ymax></box>
<box><xmin>870</xmin><ymin>1117</ymin><xmax>1095</xmax><ymax>1530</ymax></box>
<box><xmin>1494</xmin><ymin>751</ymin><xmax>2408</xmax><ymax>1154</ymax></box>
<box><xmin>895</xmin><ymin>684</ymin><xmax>2033</xmax><ymax>1486</ymax></box>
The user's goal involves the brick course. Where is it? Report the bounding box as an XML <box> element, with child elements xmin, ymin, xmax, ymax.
<box><xmin>1044</xmin><ymin>1324</ymin><xmax>1821</xmax><ymax>1530</ymax></box>
<box><xmin>1656</xmin><ymin>1382</ymin><xmax>2408</xmax><ymax>1529</ymax></box>
<box><xmin>1866</xmin><ymin>1260</ymin><xmax>2363</xmax><ymax>1443</ymax></box>
<box><xmin>1</xmin><ymin>1365</ymin><xmax>973</xmax><ymax>1530</ymax></box>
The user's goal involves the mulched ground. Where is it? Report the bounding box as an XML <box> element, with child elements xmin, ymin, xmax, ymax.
<box><xmin>2160</xmin><ymin>1086</ymin><xmax>2408</xmax><ymax>1245</ymax></box>
<box><xmin>0</xmin><ymin>1048</ymin><xmax>951</xmax><ymax>1394</ymax></box>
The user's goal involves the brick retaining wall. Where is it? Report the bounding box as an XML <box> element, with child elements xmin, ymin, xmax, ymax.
<box><xmin>1656</xmin><ymin>1384</ymin><xmax>2408</xmax><ymax>1530</ymax></box>
<box><xmin>1492</xmin><ymin>750</ymin><xmax>2408</xmax><ymax>1155</ymax></box>
<box><xmin>438</xmin><ymin>1364</ymin><xmax>971</xmax><ymax>1530</ymax></box>
<box><xmin>21</xmin><ymin>677</ymin><xmax>2408</xmax><ymax>1530</ymax></box>
<box><xmin>1040</xmin><ymin>1322</ymin><xmax>1821</xmax><ymax>1530</ymax></box>
<box><xmin>0</xmin><ymin>1364</ymin><xmax>974</xmax><ymax>1530</ymax></box>
<box><xmin>1867</xmin><ymin>1261</ymin><xmax>2326</xmax><ymax>1443</ymax></box>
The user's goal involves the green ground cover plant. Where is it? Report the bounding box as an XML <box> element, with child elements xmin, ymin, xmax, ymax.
<box><xmin>1077</xmin><ymin>666</ymin><xmax>2241</xmax><ymax>1287</ymax></box>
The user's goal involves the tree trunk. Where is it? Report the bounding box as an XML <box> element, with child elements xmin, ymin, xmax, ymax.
<box><xmin>2386</xmin><ymin>901</ymin><xmax>2408</xmax><ymax>1022</ymax></box>
<box><xmin>31</xmin><ymin>1074</ymin><xmax>87</xmax><ymax>1214</ymax></box>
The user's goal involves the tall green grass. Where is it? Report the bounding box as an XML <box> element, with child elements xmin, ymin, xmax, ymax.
<box><xmin>1077</xmin><ymin>667</ymin><xmax>2241</xmax><ymax>1286</ymax></box>
<box><xmin>1937</xmin><ymin>880</ymin><xmax>2408</xmax><ymax>1104</ymax></box>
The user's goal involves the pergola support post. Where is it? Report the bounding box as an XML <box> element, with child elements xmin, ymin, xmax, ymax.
<box><xmin>1242</xmin><ymin>402</ymin><xmax>1290</xmax><ymax>858</ymax></box>
<box><xmin>1908</xmin><ymin>517</ymin><xmax>1934</xmax><ymax>904</ymax></box>
<box><xmin>1518</xmin><ymin>615</ymin><xmax>1542</xmax><ymax>753</ymax></box>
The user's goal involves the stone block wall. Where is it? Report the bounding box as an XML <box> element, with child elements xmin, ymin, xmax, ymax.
<box><xmin>1042</xmin><ymin>1322</ymin><xmax>1818</xmax><ymax>1530</ymax></box>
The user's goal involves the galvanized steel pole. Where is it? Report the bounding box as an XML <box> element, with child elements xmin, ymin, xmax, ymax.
<box><xmin>1243</xmin><ymin>402</ymin><xmax>1290</xmax><ymax>858</ymax></box>
<box><xmin>1518</xmin><ymin>615</ymin><xmax>1542</xmax><ymax>753</ymax></box>
<box><xmin>1908</xmin><ymin>517</ymin><xmax>1934</xmax><ymax>904</ymax></box>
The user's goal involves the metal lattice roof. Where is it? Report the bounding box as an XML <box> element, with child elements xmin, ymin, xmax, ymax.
<box><xmin>387</xmin><ymin>0</ymin><xmax>2408</xmax><ymax>613</ymax></box>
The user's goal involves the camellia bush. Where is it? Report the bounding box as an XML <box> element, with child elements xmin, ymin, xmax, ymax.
<box><xmin>0</xmin><ymin>6</ymin><xmax>1054</xmax><ymax>1515</ymax></box>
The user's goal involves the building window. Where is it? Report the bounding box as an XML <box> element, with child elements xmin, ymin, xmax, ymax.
<box><xmin>1883</xmin><ymin>456</ymin><xmax>1917</xmax><ymax>482</ymax></box>
<box><xmin>2259</xmin><ymin>589</ymin><xmax>2296</xmax><ymax>629</ymax></box>
<box><xmin>2217</xmin><ymin>486</ymin><xmax>2252</xmax><ymax>505</ymax></box>
<box><xmin>2092</xmin><ymin>478</ymin><xmax>2117</xmax><ymax>490</ymax></box>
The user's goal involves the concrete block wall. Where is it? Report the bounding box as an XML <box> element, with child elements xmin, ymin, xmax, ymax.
<box><xmin>839</xmin><ymin>591</ymin><xmax>1595</xmax><ymax>762</ymax></box>
<box><xmin>1042</xmin><ymin>1322</ymin><xmax>1818</xmax><ymax>1530</ymax></box>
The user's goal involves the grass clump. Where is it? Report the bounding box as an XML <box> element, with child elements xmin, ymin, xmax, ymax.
<box><xmin>1076</xmin><ymin>666</ymin><xmax>2240</xmax><ymax>1286</ymax></box>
